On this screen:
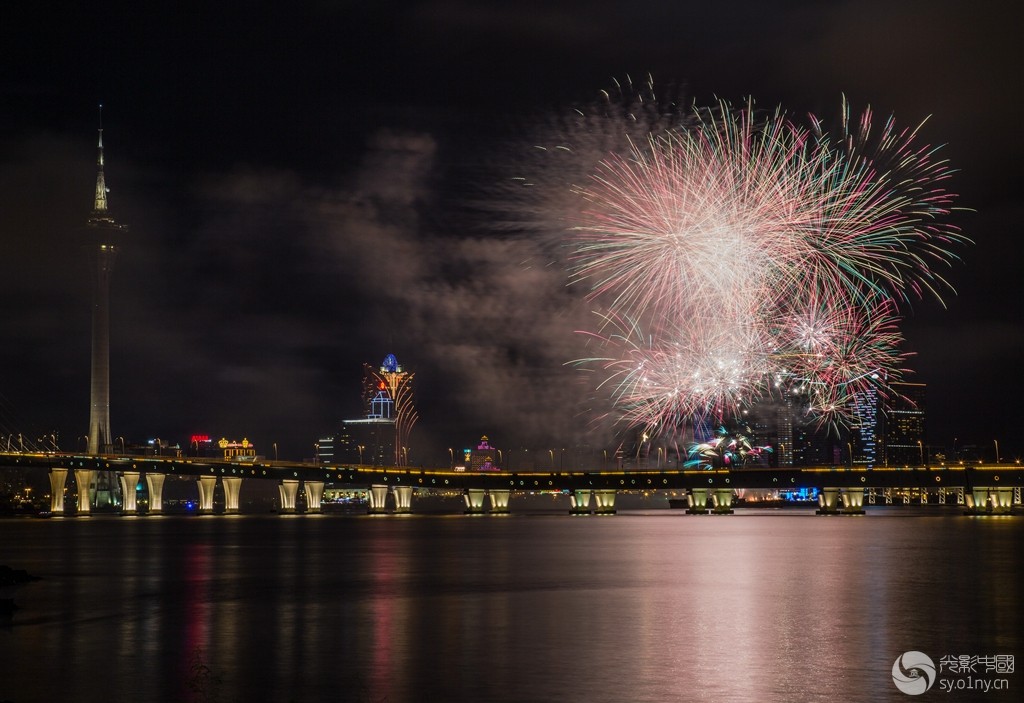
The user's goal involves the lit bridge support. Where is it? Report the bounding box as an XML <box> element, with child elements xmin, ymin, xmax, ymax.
<box><xmin>392</xmin><ymin>485</ymin><xmax>413</xmax><ymax>513</ymax></box>
<box><xmin>119</xmin><ymin>471</ymin><xmax>140</xmax><ymax>515</ymax></box>
<box><xmin>222</xmin><ymin>476</ymin><xmax>242</xmax><ymax>514</ymax></box>
<box><xmin>488</xmin><ymin>489</ymin><xmax>510</xmax><ymax>514</ymax></box>
<box><xmin>48</xmin><ymin>468</ymin><xmax>67</xmax><ymax>515</ymax></box>
<box><xmin>593</xmin><ymin>489</ymin><xmax>616</xmax><ymax>515</ymax></box>
<box><xmin>146</xmin><ymin>473</ymin><xmax>165</xmax><ymax>515</ymax></box>
<box><xmin>570</xmin><ymin>489</ymin><xmax>591</xmax><ymax>515</ymax></box>
<box><xmin>966</xmin><ymin>486</ymin><xmax>1014</xmax><ymax>515</ymax></box>
<box><xmin>304</xmin><ymin>480</ymin><xmax>325</xmax><ymax>514</ymax></box>
<box><xmin>75</xmin><ymin>469</ymin><xmax>94</xmax><ymax>515</ymax></box>
<box><xmin>711</xmin><ymin>488</ymin><xmax>734</xmax><ymax>514</ymax></box>
<box><xmin>464</xmin><ymin>488</ymin><xmax>486</xmax><ymax>514</ymax></box>
<box><xmin>196</xmin><ymin>476</ymin><xmax>217</xmax><ymax>515</ymax></box>
<box><xmin>687</xmin><ymin>488</ymin><xmax>708</xmax><ymax>514</ymax></box>
<box><xmin>278</xmin><ymin>479</ymin><xmax>299</xmax><ymax>514</ymax></box>
<box><xmin>367</xmin><ymin>484</ymin><xmax>389</xmax><ymax>514</ymax></box>
<box><xmin>842</xmin><ymin>487</ymin><xmax>866</xmax><ymax>514</ymax></box>
<box><xmin>817</xmin><ymin>487</ymin><xmax>865</xmax><ymax>515</ymax></box>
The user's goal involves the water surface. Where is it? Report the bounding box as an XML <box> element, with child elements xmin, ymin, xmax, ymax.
<box><xmin>1</xmin><ymin>508</ymin><xmax>1021</xmax><ymax>702</ymax></box>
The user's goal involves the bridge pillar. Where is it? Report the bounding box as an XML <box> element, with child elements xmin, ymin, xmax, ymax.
<box><xmin>569</xmin><ymin>489</ymin><xmax>591</xmax><ymax>515</ymax></box>
<box><xmin>464</xmin><ymin>488</ymin><xmax>486</xmax><ymax>514</ymax></box>
<box><xmin>119</xmin><ymin>472</ymin><xmax>141</xmax><ymax>515</ymax></box>
<box><xmin>222</xmin><ymin>477</ymin><xmax>242</xmax><ymax>514</ymax></box>
<box><xmin>841</xmin><ymin>488</ymin><xmax>866</xmax><ymax>514</ymax></box>
<box><xmin>1015</xmin><ymin>487</ymin><xmax>1022</xmax><ymax>506</ymax></box>
<box><xmin>48</xmin><ymin>468</ymin><xmax>67</xmax><ymax>515</ymax></box>
<box><xmin>278</xmin><ymin>479</ymin><xmax>300</xmax><ymax>514</ymax></box>
<box><xmin>392</xmin><ymin>485</ymin><xmax>414</xmax><ymax>514</ymax></box>
<box><xmin>593</xmin><ymin>489</ymin><xmax>617</xmax><ymax>515</ymax></box>
<box><xmin>196</xmin><ymin>476</ymin><xmax>217</xmax><ymax>514</ymax></box>
<box><xmin>816</xmin><ymin>487</ymin><xmax>842</xmax><ymax>515</ymax></box>
<box><xmin>367</xmin><ymin>484</ymin><xmax>389</xmax><ymax>514</ymax></box>
<box><xmin>145</xmin><ymin>473</ymin><xmax>165</xmax><ymax>515</ymax></box>
<box><xmin>304</xmin><ymin>481</ymin><xmax>325</xmax><ymax>514</ymax></box>
<box><xmin>687</xmin><ymin>488</ymin><xmax>709</xmax><ymax>514</ymax></box>
<box><xmin>74</xmin><ymin>469</ymin><xmax>95</xmax><ymax>515</ymax></box>
<box><xmin>488</xmin><ymin>489</ymin><xmax>510</xmax><ymax>514</ymax></box>
<box><xmin>711</xmin><ymin>488</ymin><xmax>734</xmax><ymax>514</ymax></box>
<box><xmin>967</xmin><ymin>487</ymin><xmax>1014</xmax><ymax>515</ymax></box>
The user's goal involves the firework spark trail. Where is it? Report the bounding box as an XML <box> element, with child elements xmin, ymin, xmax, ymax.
<box><xmin>566</xmin><ymin>96</ymin><xmax>967</xmax><ymax>435</ymax></box>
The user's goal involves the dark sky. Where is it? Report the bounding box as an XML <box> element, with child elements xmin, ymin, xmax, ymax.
<box><xmin>1</xmin><ymin>1</ymin><xmax>1021</xmax><ymax>462</ymax></box>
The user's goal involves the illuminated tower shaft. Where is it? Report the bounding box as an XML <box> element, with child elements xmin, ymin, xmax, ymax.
<box><xmin>85</xmin><ymin>109</ymin><xmax>124</xmax><ymax>456</ymax></box>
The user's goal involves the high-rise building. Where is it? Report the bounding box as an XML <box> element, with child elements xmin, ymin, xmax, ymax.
<box><xmin>337</xmin><ymin>419</ymin><xmax>395</xmax><ymax>466</ymax></box>
<box><xmin>85</xmin><ymin>107</ymin><xmax>125</xmax><ymax>456</ymax></box>
<box><xmin>468</xmin><ymin>436</ymin><xmax>501</xmax><ymax>471</ymax></box>
<box><xmin>367</xmin><ymin>354</ymin><xmax>417</xmax><ymax>466</ymax></box>
<box><xmin>851</xmin><ymin>386</ymin><xmax>882</xmax><ymax>467</ymax></box>
<box><xmin>316</xmin><ymin>435</ymin><xmax>335</xmax><ymax>464</ymax></box>
<box><xmin>325</xmin><ymin>354</ymin><xmax>417</xmax><ymax>467</ymax></box>
<box><xmin>883</xmin><ymin>382</ymin><xmax>926</xmax><ymax>465</ymax></box>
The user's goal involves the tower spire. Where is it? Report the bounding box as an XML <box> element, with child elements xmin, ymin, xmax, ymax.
<box><xmin>84</xmin><ymin>105</ymin><xmax>124</xmax><ymax>471</ymax></box>
<box><xmin>92</xmin><ymin>104</ymin><xmax>108</xmax><ymax>214</ymax></box>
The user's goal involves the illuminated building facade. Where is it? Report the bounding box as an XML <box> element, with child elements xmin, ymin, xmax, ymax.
<box><xmin>366</xmin><ymin>354</ymin><xmax>417</xmax><ymax>466</ymax></box>
<box><xmin>467</xmin><ymin>436</ymin><xmax>501</xmax><ymax>471</ymax></box>
<box><xmin>218</xmin><ymin>438</ymin><xmax>257</xmax><ymax>462</ymax></box>
<box><xmin>317</xmin><ymin>435</ymin><xmax>334</xmax><ymax>464</ymax></box>
<box><xmin>884</xmin><ymin>382</ymin><xmax>926</xmax><ymax>465</ymax></box>
<box><xmin>327</xmin><ymin>354</ymin><xmax>417</xmax><ymax>467</ymax></box>
<box><xmin>337</xmin><ymin>419</ymin><xmax>395</xmax><ymax>466</ymax></box>
<box><xmin>851</xmin><ymin>387</ymin><xmax>882</xmax><ymax>467</ymax></box>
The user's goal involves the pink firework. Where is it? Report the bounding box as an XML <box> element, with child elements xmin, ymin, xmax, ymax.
<box><xmin>570</xmin><ymin>97</ymin><xmax>967</xmax><ymax>434</ymax></box>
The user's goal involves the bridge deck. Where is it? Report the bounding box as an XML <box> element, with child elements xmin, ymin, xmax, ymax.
<box><xmin>2</xmin><ymin>452</ymin><xmax>1021</xmax><ymax>491</ymax></box>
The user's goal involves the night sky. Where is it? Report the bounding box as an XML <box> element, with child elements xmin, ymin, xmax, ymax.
<box><xmin>1</xmin><ymin>1</ymin><xmax>1021</xmax><ymax>463</ymax></box>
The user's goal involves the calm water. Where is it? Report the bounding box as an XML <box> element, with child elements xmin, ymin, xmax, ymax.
<box><xmin>1</xmin><ymin>506</ymin><xmax>1021</xmax><ymax>702</ymax></box>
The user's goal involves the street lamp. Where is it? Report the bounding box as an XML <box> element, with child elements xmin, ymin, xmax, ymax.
<box><xmin>548</xmin><ymin>449</ymin><xmax>554</xmax><ymax>470</ymax></box>
<box><xmin>448</xmin><ymin>447</ymin><xmax>454</xmax><ymax>468</ymax></box>
<box><xmin>81</xmin><ymin>435</ymin><xmax>89</xmax><ymax>452</ymax></box>
<box><xmin>358</xmin><ymin>444</ymin><xmax>365</xmax><ymax>465</ymax></box>
<box><xmin>994</xmin><ymin>439</ymin><xmax>1000</xmax><ymax>464</ymax></box>
<box><xmin>272</xmin><ymin>442</ymin><xmax>278</xmax><ymax>461</ymax></box>
<box><xmin>917</xmin><ymin>440</ymin><xmax>925</xmax><ymax>467</ymax></box>
<box><xmin>116</xmin><ymin>436</ymin><xmax>125</xmax><ymax>454</ymax></box>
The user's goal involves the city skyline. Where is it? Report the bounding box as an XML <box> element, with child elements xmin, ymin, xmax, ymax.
<box><xmin>0</xmin><ymin>2</ymin><xmax>1020</xmax><ymax>462</ymax></box>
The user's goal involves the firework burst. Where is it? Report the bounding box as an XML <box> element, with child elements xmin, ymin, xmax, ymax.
<box><xmin>568</xmin><ymin>95</ymin><xmax>967</xmax><ymax>436</ymax></box>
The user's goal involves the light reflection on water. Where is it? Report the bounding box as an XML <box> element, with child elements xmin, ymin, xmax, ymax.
<box><xmin>0</xmin><ymin>509</ymin><xmax>1021</xmax><ymax>702</ymax></box>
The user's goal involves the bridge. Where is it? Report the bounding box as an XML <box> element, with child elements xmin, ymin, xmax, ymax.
<box><xmin>3</xmin><ymin>450</ymin><xmax>1022</xmax><ymax>517</ymax></box>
